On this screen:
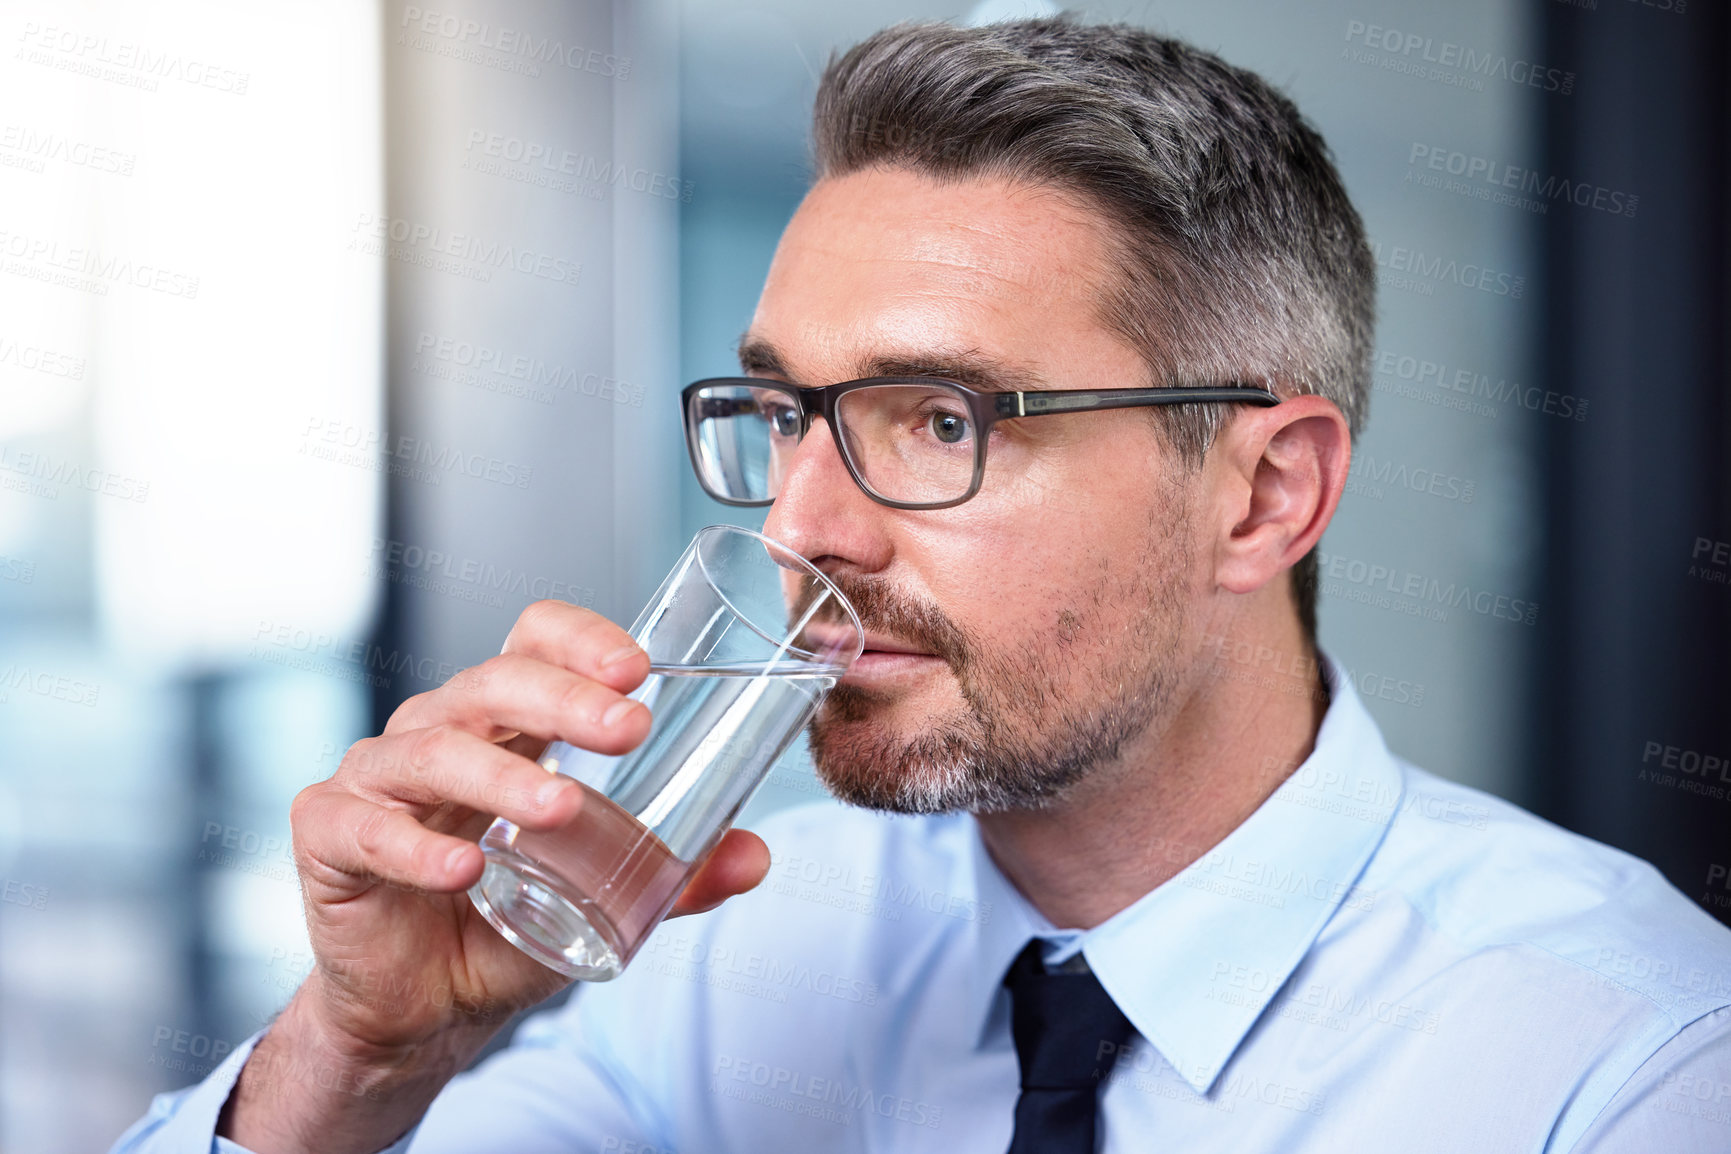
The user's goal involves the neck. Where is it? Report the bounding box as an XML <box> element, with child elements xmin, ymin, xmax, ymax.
<box><xmin>974</xmin><ymin>613</ymin><xmax>1329</xmax><ymax>931</ymax></box>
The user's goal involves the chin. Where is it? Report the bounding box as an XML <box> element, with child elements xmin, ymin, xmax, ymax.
<box><xmin>806</xmin><ymin>731</ymin><xmax>994</xmax><ymax>816</ymax></box>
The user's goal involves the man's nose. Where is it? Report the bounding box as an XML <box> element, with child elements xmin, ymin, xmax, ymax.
<box><xmin>762</xmin><ymin>415</ymin><xmax>878</xmax><ymax>551</ymax></box>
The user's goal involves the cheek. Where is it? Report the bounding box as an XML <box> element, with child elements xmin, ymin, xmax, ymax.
<box><xmin>896</xmin><ymin>526</ymin><xmax>1053</xmax><ymax>657</ymax></box>
<box><xmin>907</xmin><ymin>530</ymin><xmax>1010</xmax><ymax>641</ymax></box>
<box><xmin>899</xmin><ymin>441</ymin><xmax>1163</xmax><ymax>638</ymax></box>
<box><xmin>1009</xmin><ymin>420</ymin><xmax>1161</xmax><ymax>526</ymax></box>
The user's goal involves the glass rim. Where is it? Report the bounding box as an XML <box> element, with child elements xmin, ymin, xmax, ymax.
<box><xmin>691</xmin><ymin>523</ymin><xmax>864</xmax><ymax>669</ymax></box>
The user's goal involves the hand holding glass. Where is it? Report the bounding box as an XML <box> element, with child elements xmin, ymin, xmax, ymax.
<box><xmin>469</xmin><ymin>525</ymin><xmax>863</xmax><ymax>981</ymax></box>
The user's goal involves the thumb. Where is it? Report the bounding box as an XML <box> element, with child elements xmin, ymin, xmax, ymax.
<box><xmin>669</xmin><ymin>828</ymin><xmax>771</xmax><ymax>917</ymax></box>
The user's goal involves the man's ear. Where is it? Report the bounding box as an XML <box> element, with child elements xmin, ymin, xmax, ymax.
<box><xmin>1206</xmin><ymin>395</ymin><xmax>1351</xmax><ymax>596</ymax></box>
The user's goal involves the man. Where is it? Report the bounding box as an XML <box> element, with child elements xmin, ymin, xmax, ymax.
<box><xmin>116</xmin><ymin>16</ymin><xmax>1731</xmax><ymax>1153</ymax></box>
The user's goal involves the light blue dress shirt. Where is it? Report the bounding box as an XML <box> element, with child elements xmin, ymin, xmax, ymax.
<box><xmin>113</xmin><ymin>653</ymin><xmax>1731</xmax><ymax>1152</ymax></box>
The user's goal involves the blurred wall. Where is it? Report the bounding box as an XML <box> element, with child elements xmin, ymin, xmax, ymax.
<box><xmin>0</xmin><ymin>1</ymin><xmax>386</xmax><ymax>1148</ymax></box>
<box><xmin>373</xmin><ymin>0</ymin><xmax>684</xmax><ymax>718</ymax></box>
<box><xmin>1534</xmin><ymin>0</ymin><xmax>1731</xmax><ymax>924</ymax></box>
<box><xmin>0</xmin><ymin>0</ymin><xmax>679</xmax><ymax>1148</ymax></box>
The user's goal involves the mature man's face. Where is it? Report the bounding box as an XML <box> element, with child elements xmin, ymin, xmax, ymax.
<box><xmin>755</xmin><ymin>167</ymin><xmax>1208</xmax><ymax>814</ymax></box>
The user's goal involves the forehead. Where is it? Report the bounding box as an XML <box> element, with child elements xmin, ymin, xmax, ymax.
<box><xmin>748</xmin><ymin>167</ymin><xmax>1128</xmax><ymax>382</ymax></box>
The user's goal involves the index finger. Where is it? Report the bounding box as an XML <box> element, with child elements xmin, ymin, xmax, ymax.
<box><xmin>502</xmin><ymin>599</ymin><xmax>649</xmax><ymax>693</ymax></box>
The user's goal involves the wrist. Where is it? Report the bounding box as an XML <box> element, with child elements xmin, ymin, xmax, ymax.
<box><xmin>219</xmin><ymin>979</ymin><xmax>500</xmax><ymax>1154</ymax></box>
<box><xmin>300</xmin><ymin>967</ymin><xmax>472</xmax><ymax>1070</ymax></box>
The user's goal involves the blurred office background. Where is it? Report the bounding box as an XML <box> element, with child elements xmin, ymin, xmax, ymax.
<box><xmin>0</xmin><ymin>0</ymin><xmax>1724</xmax><ymax>1148</ymax></box>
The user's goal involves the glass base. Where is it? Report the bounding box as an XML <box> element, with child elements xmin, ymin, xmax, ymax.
<box><xmin>468</xmin><ymin>852</ymin><xmax>623</xmax><ymax>982</ymax></box>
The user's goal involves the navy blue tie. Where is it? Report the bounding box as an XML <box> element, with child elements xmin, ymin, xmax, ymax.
<box><xmin>1002</xmin><ymin>939</ymin><xmax>1137</xmax><ymax>1154</ymax></box>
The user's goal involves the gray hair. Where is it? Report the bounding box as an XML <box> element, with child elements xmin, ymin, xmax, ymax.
<box><xmin>809</xmin><ymin>14</ymin><xmax>1375</xmax><ymax>645</ymax></box>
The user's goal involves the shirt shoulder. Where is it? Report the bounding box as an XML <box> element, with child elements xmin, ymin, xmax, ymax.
<box><xmin>1368</xmin><ymin>760</ymin><xmax>1731</xmax><ymax>1025</ymax></box>
<box><xmin>742</xmin><ymin>798</ymin><xmax>971</xmax><ymax>860</ymax></box>
<box><xmin>744</xmin><ymin>799</ymin><xmax>983</xmax><ymax>906</ymax></box>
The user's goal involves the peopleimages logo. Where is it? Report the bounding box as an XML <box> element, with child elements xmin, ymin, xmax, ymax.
<box><xmin>300</xmin><ymin>418</ymin><xmax>535</xmax><ymax>490</ymax></box>
<box><xmin>0</xmin><ymin>664</ymin><xmax>101</xmax><ymax>707</ymax></box>
<box><xmin>0</xmin><ymin>228</ymin><xmax>200</xmax><ymax>298</ymax></box>
<box><xmin>0</xmin><ymin>445</ymin><xmax>150</xmax><ymax>503</ymax></box>
<box><xmin>643</xmin><ymin>932</ymin><xmax>881</xmax><ymax>1006</ymax></box>
<box><xmin>1372</xmin><ymin>349</ymin><xmax>1589</xmax><ymax>423</ymax></box>
<box><xmin>0</xmin><ymin>334</ymin><xmax>85</xmax><ymax>379</ymax></box>
<box><xmin>1408</xmin><ymin>143</ymin><xmax>1639</xmax><ymax>219</ymax></box>
<box><xmin>14</xmin><ymin>21</ymin><xmax>251</xmax><ymax>95</ymax></box>
<box><xmin>348</xmin><ymin>212</ymin><xmax>581</xmax><ymax>288</ymax></box>
<box><xmin>397</xmin><ymin>7</ymin><xmax>630</xmax><ymax>79</ymax></box>
<box><xmin>1367</xmin><ymin>239</ymin><xmax>1524</xmax><ymax>299</ymax></box>
<box><xmin>413</xmin><ymin>331</ymin><xmax>645</xmax><ymax>408</ymax></box>
<box><xmin>1317</xmin><ymin>550</ymin><xmax>1539</xmax><ymax>626</ymax></box>
<box><xmin>772</xmin><ymin>853</ymin><xmax>992</xmax><ymax>925</ymax></box>
<box><xmin>463</xmin><ymin>130</ymin><xmax>692</xmax><ymax>203</ymax></box>
<box><xmin>0</xmin><ymin>124</ymin><xmax>136</xmax><ymax>175</ymax></box>
<box><xmin>712</xmin><ymin>1055</ymin><xmax>944</xmax><ymax>1130</ymax></box>
<box><xmin>1689</xmin><ymin>536</ymin><xmax>1730</xmax><ymax>588</ymax></box>
<box><xmin>249</xmin><ymin>618</ymin><xmax>468</xmax><ymax>691</ymax></box>
<box><xmin>1343</xmin><ymin>19</ymin><xmax>1574</xmax><ymax>94</ymax></box>
<box><xmin>366</xmin><ymin>536</ymin><xmax>599</xmax><ymax>610</ymax></box>
<box><xmin>1346</xmin><ymin>452</ymin><xmax>1475</xmax><ymax>504</ymax></box>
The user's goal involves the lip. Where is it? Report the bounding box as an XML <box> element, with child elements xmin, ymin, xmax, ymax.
<box><xmin>799</xmin><ymin>623</ymin><xmax>856</xmax><ymax>660</ymax></box>
<box><xmin>801</xmin><ymin>624</ymin><xmax>943</xmax><ymax>682</ymax></box>
<box><xmin>842</xmin><ymin>649</ymin><xmax>946</xmax><ymax>686</ymax></box>
<box><xmin>803</xmin><ymin>623</ymin><xmax>936</xmax><ymax>658</ymax></box>
<box><xmin>857</xmin><ymin>631</ymin><xmax>935</xmax><ymax>656</ymax></box>
<box><xmin>841</xmin><ymin>636</ymin><xmax>941</xmax><ymax>692</ymax></box>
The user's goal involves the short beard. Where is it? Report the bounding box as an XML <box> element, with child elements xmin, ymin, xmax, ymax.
<box><xmin>806</xmin><ymin>511</ymin><xmax>1190</xmax><ymax>816</ymax></box>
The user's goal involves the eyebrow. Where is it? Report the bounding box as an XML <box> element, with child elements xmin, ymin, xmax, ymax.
<box><xmin>735</xmin><ymin>333</ymin><xmax>1055</xmax><ymax>392</ymax></box>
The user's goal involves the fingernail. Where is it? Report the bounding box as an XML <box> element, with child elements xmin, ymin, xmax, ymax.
<box><xmin>602</xmin><ymin>644</ymin><xmax>645</xmax><ymax>669</ymax></box>
<box><xmin>445</xmin><ymin>845</ymin><xmax>471</xmax><ymax>876</ymax></box>
<box><xmin>603</xmin><ymin>698</ymin><xmax>639</xmax><ymax>727</ymax></box>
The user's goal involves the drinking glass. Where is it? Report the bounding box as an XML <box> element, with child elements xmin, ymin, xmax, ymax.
<box><xmin>468</xmin><ymin>524</ymin><xmax>863</xmax><ymax>981</ymax></box>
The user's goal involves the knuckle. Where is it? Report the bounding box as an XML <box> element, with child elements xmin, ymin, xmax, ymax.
<box><xmin>336</xmin><ymin>735</ymin><xmax>383</xmax><ymax>780</ymax></box>
<box><xmin>524</xmin><ymin>597</ymin><xmax>572</xmax><ymax>620</ymax></box>
<box><xmin>350</xmin><ymin>804</ymin><xmax>395</xmax><ymax>860</ymax></box>
<box><xmin>388</xmin><ymin>688</ymin><xmax>432</xmax><ymax>723</ymax></box>
<box><xmin>382</xmin><ymin>687</ymin><xmax>438</xmax><ymax>734</ymax></box>
<box><xmin>288</xmin><ymin>783</ymin><xmax>323</xmax><ymax>839</ymax></box>
<box><xmin>582</xmin><ymin>619</ymin><xmax>637</xmax><ymax>660</ymax></box>
<box><xmin>518</xmin><ymin>598</ymin><xmax>587</xmax><ymax>639</ymax></box>
<box><xmin>554</xmin><ymin>673</ymin><xmax>611</xmax><ymax>727</ymax></box>
<box><xmin>443</xmin><ymin>656</ymin><xmax>498</xmax><ymax>701</ymax></box>
<box><xmin>411</xmin><ymin>836</ymin><xmax>447</xmax><ymax>880</ymax></box>
<box><xmin>406</xmin><ymin>725</ymin><xmax>459</xmax><ymax>783</ymax></box>
<box><xmin>492</xmin><ymin>767</ymin><xmax>539</xmax><ymax>814</ymax></box>
<box><xmin>288</xmin><ymin>787</ymin><xmax>351</xmax><ymax>880</ymax></box>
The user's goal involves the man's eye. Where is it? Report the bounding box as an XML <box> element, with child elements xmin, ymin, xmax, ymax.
<box><xmin>927</xmin><ymin>410</ymin><xmax>971</xmax><ymax>444</ymax></box>
<box><xmin>768</xmin><ymin>406</ymin><xmax>801</xmax><ymax>436</ymax></box>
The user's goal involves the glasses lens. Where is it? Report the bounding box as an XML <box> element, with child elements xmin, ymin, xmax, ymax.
<box><xmin>689</xmin><ymin>383</ymin><xmax>802</xmax><ymax>502</ymax></box>
<box><xmin>835</xmin><ymin>383</ymin><xmax>976</xmax><ymax>505</ymax></box>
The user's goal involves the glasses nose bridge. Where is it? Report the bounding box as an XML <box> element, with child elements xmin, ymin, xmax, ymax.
<box><xmin>791</xmin><ymin>383</ymin><xmax>827</xmax><ymax>441</ymax></box>
<box><xmin>773</xmin><ymin>385</ymin><xmax>856</xmax><ymax>501</ymax></box>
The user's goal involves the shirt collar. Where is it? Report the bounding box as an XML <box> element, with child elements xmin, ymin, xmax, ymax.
<box><xmin>964</xmin><ymin>649</ymin><xmax>1404</xmax><ymax>1094</ymax></box>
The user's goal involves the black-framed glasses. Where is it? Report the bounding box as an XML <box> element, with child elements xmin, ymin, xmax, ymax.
<box><xmin>681</xmin><ymin>375</ymin><xmax>1281</xmax><ymax>510</ymax></box>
